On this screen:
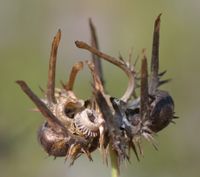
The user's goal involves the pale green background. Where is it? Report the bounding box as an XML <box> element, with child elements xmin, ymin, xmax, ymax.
<box><xmin>0</xmin><ymin>0</ymin><xmax>200</xmax><ymax>177</ymax></box>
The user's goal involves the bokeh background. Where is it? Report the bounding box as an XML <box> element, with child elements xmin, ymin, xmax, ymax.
<box><xmin>1</xmin><ymin>0</ymin><xmax>200</xmax><ymax>177</ymax></box>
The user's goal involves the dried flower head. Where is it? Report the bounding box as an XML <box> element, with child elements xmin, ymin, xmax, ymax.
<box><xmin>17</xmin><ymin>14</ymin><xmax>177</xmax><ymax>169</ymax></box>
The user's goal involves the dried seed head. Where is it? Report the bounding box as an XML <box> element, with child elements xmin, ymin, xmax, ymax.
<box><xmin>17</xmin><ymin>14</ymin><xmax>176</xmax><ymax>168</ymax></box>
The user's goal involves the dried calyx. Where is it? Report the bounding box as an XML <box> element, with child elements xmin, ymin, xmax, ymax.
<box><xmin>17</xmin><ymin>14</ymin><xmax>177</xmax><ymax>167</ymax></box>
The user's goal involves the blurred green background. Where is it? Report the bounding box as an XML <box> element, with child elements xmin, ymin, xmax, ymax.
<box><xmin>1</xmin><ymin>0</ymin><xmax>200</xmax><ymax>177</ymax></box>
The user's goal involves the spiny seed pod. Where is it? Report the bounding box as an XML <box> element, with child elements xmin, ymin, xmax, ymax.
<box><xmin>149</xmin><ymin>90</ymin><xmax>174</xmax><ymax>132</ymax></box>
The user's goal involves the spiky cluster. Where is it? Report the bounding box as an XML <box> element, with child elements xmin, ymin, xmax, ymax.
<box><xmin>17</xmin><ymin>15</ymin><xmax>177</xmax><ymax>167</ymax></box>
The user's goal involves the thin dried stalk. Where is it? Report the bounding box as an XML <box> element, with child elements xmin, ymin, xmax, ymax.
<box><xmin>89</xmin><ymin>18</ymin><xmax>105</xmax><ymax>87</ymax></box>
<box><xmin>47</xmin><ymin>29</ymin><xmax>61</xmax><ymax>104</ymax></box>
<box><xmin>64</xmin><ymin>61</ymin><xmax>84</xmax><ymax>91</ymax></box>
<box><xmin>149</xmin><ymin>14</ymin><xmax>161</xmax><ymax>94</ymax></box>
<box><xmin>140</xmin><ymin>52</ymin><xmax>149</xmax><ymax>121</ymax></box>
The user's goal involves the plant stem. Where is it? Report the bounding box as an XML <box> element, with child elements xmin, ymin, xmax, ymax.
<box><xmin>110</xmin><ymin>146</ymin><xmax>119</xmax><ymax>177</ymax></box>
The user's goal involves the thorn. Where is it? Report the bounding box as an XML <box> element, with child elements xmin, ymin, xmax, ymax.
<box><xmin>60</xmin><ymin>80</ymin><xmax>65</xmax><ymax>88</ymax></box>
<box><xmin>136</xmin><ymin>140</ymin><xmax>144</xmax><ymax>156</ymax></box>
<box><xmin>134</xmin><ymin>55</ymin><xmax>140</xmax><ymax>67</ymax></box>
<box><xmin>158</xmin><ymin>70</ymin><xmax>167</xmax><ymax>77</ymax></box>
<box><xmin>64</xmin><ymin>155</ymin><xmax>68</xmax><ymax>163</ymax></box>
<box><xmin>171</xmin><ymin>120</ymin><xmax>176</xmax><ymax>124</ymax></box>
<box><xmin>130</xmin><ymin>141</ymin><xmax>140</xmax><ymax>161</ymax></box>
<box><xmin>158</xmin><ymin>79</ymin><xmax>172</xmax><ymax>86</ymax></box>
<box><xmin>119</xmin><ymin>54</ymin><xmax>124</xmax><ymax>61</ymax></box>
<box><xmin>173</xmin><ymin>115</ymin><xmax>179</xmax><ymax>119</ymax></box>
<box><xmin>128</xmin><ymin>47</ymin><xmax>134</xmax><ymax>64</ymax></box>
<box><xmin>39</xmin><ymin>86</ymin><xmax>45</xmax><ymax>93</ymax></box>
<box><xmin>143</xmin><ymin>133</ymin><xmax>159</xmax><ymax>151</ymax></box>
<box><xmin>82</xmin><ymin>148</ymin><xmax>93</xmax><ymax>161</ymax></box>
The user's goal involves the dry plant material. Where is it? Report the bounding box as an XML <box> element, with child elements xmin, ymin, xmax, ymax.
<box><xmin>17</xmin><ymin>14</ymin><xmax>177</xmax><ymax>168</ymax></box>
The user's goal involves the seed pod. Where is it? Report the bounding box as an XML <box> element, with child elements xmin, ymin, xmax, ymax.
<box><xmin>38</xmin><ymin>123</ymin><xmax>70</xmax><ymax>157</ymax></box>
<box><xmin>149</xmin><ymin>90</ymin><xmax>174</xmax><ymax>132</ymax></box>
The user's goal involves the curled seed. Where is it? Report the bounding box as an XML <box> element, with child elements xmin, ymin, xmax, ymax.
<box><xmin>74</xmin><ymin>108</ymin><xmax>104</xmax><ymax>137</ymax></box>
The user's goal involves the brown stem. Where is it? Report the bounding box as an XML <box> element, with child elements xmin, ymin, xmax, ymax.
<box><xmin>86</xmin><ymin>61</ymin><xmax>104</xmax><ymax>93</ymax></box>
